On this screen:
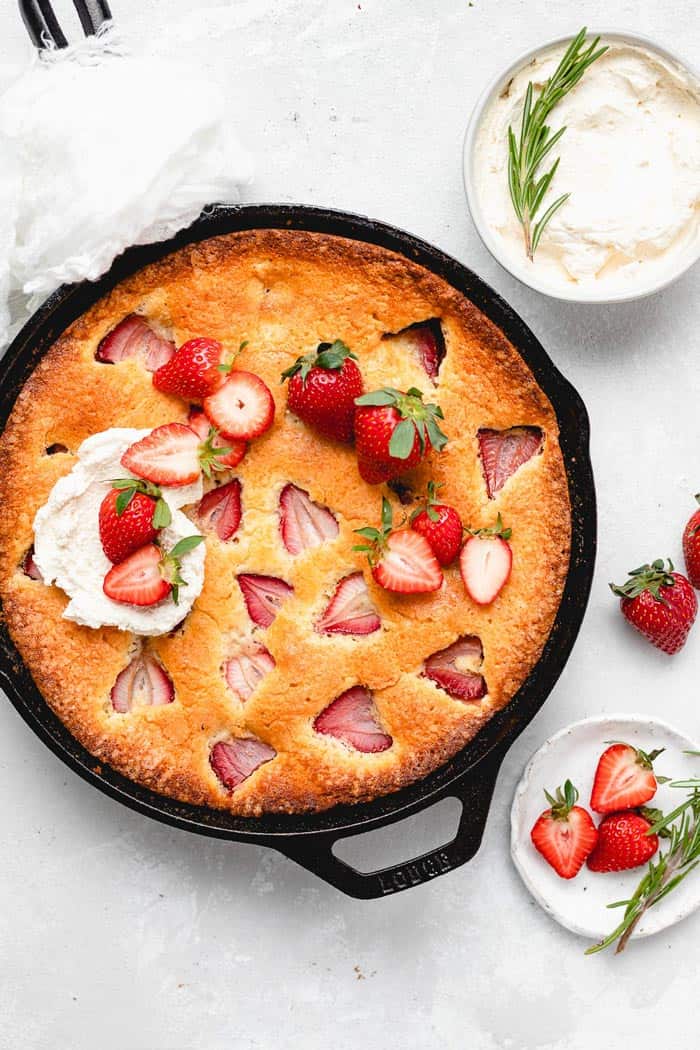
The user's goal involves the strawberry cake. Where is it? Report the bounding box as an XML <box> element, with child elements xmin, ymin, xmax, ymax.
<box><xmin>0</xmin><ymin>229</ymin><xmax>571</xmax><ymax>815</ymax></box>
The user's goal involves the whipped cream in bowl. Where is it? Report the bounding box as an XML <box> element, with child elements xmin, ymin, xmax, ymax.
<box><xmin>464</xmin><ymin>31</ymin><xmax>700</xmax><ymax>302</ymax></box>
<box><xmin>33</xmin><ymin>428</ymin><xmax>205</xmax><ymax>635</ymax></box>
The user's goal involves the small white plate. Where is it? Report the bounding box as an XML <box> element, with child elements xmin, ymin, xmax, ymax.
<box><xmin>511</xmin><ymin>714</ymin><xmax>700</xmax><ymax>943</ymax></box>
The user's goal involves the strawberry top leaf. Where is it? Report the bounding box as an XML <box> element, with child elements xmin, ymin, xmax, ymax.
<box><xmin>610</xmin><ymin>559</ymin><xmax>676</xmax><ymax>602</ymax></box>
<box><xmin>466</xmin><ymin>512</ymin><xmax>512</xmax><ymax>541</ymax></box>
<box><xmin>353</xmin><ymin>497</ymin><xmax>395</xmax><ymax>564</ymax></box>
<box><xmin>410</xmin><ymin>480</ymin><xmax>444</xmax><ymax>524</ymax></box>
<box><xmin>543</xmin><ymin>779</ymin><xmax>579</xmax><ymax>819</ymax></box>
<box><xmin>354</xmin><ymin>387</ymin><xmax>448</xmax><ymax>459</ymax></box>
<box><xmin>110</xmin><ymin>477</ymin><xmax>172</xmax><ymax>528</ymax></box>
<box><xmin>281</xmin><ymin>339</ymin><xmax>357</xmax><ymax>385</ymax></box>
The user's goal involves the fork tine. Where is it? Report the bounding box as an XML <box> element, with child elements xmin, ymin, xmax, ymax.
<box><xmin>18</xmin><ymin>0</ymin><xmax>69</xmax><ymax>49</ymax></box>
<box><xmin>71</xmin><ymin>0</ymin><xmax>112</xmax><ymax>37</ymax></box>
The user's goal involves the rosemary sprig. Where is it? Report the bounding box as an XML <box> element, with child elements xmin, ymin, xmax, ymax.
<box><xmin>586</xmin><ymin>777</ymin><xmax>700</xmax><ymax>955</ymax></box>
<box><xmin>507</xmin><ymin>27</ymin><xmax>607</xmax><ymax>260</ymax></box>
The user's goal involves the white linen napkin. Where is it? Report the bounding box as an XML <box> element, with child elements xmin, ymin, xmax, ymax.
<box><xmin>0</xmin><ymin>23</ymin><xmax>253</xmax><ymax>349</ymax></box>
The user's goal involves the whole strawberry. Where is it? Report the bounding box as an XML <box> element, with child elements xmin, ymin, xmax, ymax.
<box><xmin>153</xmin><ymin>337</ymin><xmax>225</xmax><ymax>400</ymax></box>
<box><xmin>610</xmin><ymin>559</ymin><xmax>697</xmax><ymax>654</ymax></box>
<box><xmin>99</xmin><ymin>479</ymin><xmax>171</xmax><ymax>564</ymax></box>
<box><xmin>410</xmin><ymin>481</ymin><xmax>462</xmax><ymax>566</ymax></box>
<box><xmin>586</xmin><ymin>811</ymin><xmax>659</xmax><ymax>873</ymax></box>
<box><xmin>281</xmin><ymin>340</ymin><xmax>363</xmax><ymax>443</ymax></box>
<box><xmin>354</xmin><ymin>387</ymin><xmax>447</xmax><ymax>484</ymax></box>
<box><xmin>682</xmin><ymin>494</ymin><xmax>700</xmax><ymax>588</ymax></box>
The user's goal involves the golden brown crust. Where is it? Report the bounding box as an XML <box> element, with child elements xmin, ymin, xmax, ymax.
<box><xmin>0</xmin><ymin>229</ymin><xmax>571</xmax><ymax>814</ymax></box>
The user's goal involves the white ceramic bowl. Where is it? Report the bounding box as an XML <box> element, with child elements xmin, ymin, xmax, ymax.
<box><xmin>511</xmin><ymin>714</ymin><xmax>700</xmax><ymax>944</ymax></box>
<box><xmin>463</xmin><ymin>30</ymin><xmax>700</xmax><ymax>304</ymax></box>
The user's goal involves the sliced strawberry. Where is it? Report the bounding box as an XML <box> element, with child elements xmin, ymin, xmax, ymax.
<box><xmin>422</xmin><ymin>635</ymin><xmax>487</xmax><ymax>702</ymax></box>
<box><xmin>383</xmin><ymin>320</ymin><xmax>445</xmax><ymax>382</ymax></box>
<box><xmin>460</xmin><ymin>533</ymin><xmax>512</xmax><ymax>605</ymax></box>
<box><xmin>187</xmin><ymin>408</ymin><xmax>246</xmax><ymax>468</ymax></box>
<box><xmin>313</xmin><ymin>686</ymin><xmax>392</xmax><ymax>753</ymax></box>
<box><xmin>103</xmin><ymin>544</ymin><xmax>170</xmax><ymax>606</ymax></box>
<box><xmin>153</xmin><ymin>337</ymin><xmax>224</xmax><ymax>400</ymax></box>
<box><xmin>530</xmin><ymin>780</ymin><xmax>599</xmax><ymax>880</ymax></box>
<box><xmin>197</xmin><ymin>480</ymin><xmax>242</xmax><ymax>542</ymax></box>
<box><xmin>315</xmin><ymin>572</ymin><xmax>381</xmax><ymax>636</ymax></box>
<box><xmin>355</xmin><ymin>498</ymin><xmax>443</xmax><ymax>594</ymax></box>
<box><xmin>203</xmin><ymin>371</ymin><xmax>275</xmax><ymax>441</ymax></box>
<box><xmin>96</xmin><ymin>315</ymin><xmax>175</xmax><ymax>372</ymax></box>
<box><xmin>224</xmin><ymin>644</ymin><xmax>275</xmax><ymax>702</ymax></box>
<box><xmin>478</xmin><ymin>426</ymin><xmax>543</xmax><ymax>498</ymax></box>
<box><xmin>121</xmin><ymin>423</ymin><xmax>201</xmax><ymax>486</ymax></box>
<box><xmin>279</xmin><ymin>483</ymin><xmax>339</xmax><ymax>555</ymax></box>
<box><xmin>373</xmin><ymin>531</ymin><xmax>442</xmax><ymax>593</ymax></box>
<box><xmin>110</xmin><ymin>651</ymin><xmax>174</xmax><ymax>712</ymax></box>
<box><xmin>103</xmin><ymin>536</ymin><xmax>203</xmax><ymax>607</ymax></box>
<box><xmin>590</xmin><ymin>743</ymin><xmax>662</xmax><ymax>814</ymax></box>
<box><xmin>237</xmin><ymin>573</ymin><xmax>294</xmax><ymax>628</ymax></box>
<box><xmin>210</xmin><ymin>737</ymin><xmax>276</xmax><ymax>791</ymax></box>
<box><xmin>22</xmin><ymin>547</ymin><xmax>43</xmax><ymax>581</ymax></box>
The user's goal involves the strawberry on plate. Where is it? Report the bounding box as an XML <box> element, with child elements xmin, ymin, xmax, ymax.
<box><xmin>187</xmin><ymin>408</ymin><xmax>246</xmax><ymax>468</ymax></box>
<box><xmin>281</xmin><ymin>339</ymin><xmax>363</xmax><ymax>443</ymax></box>
<box><xmin>353</xmin><ymin>386</ymin><xmax>447</xmax><ymax>484</ymax></box>
<box><xmin>95</xmin><ymin>315</ymin><xmax>175</xmax><ymax>372</ymax></box>
<box><xmin>153</xmin><ymin>337</ymin><xmax>225</xmax><ymax>400</ymax></box>
<box><xmin>121</xmin><ymin>422</ymin><xmax>233</xmax><ymax>486</ymax></box>
<box><xmin>203</xmin><ymin>371</ymin><xmax>275</xmax><ymax>441</ymax></box>
<box><xmin>530</xmin><ymin>780</ymin><xmax>598</xmax><ymax>880</ymax></box>
<box><xmin>459</xmin><ymin>514</ymin><xmax>512</xmax><ymax>605</ymax></box>
<box><xmin>586</xmin><ymin>811</ymin><xmax>659</xmax><ymax>873</ymax></box>
<box><xmin>279</xmin><ymin>482</ymin><xmax>339</xmax><ymax>555</ymax></box>
<box><xmin>103</xmin><ymin>536</ymin><xmax>203</xmax><ymax>607</ymax></box>
<box><xmin>610</xmin><ymin>559</ymin><xmax>698</xmax><ymax>654</ymax></box>
<box><xmin>410</xmin><ymin>480</ymin><xmax>463</xmax><ymax>566</ymax></box>
<box><xmin>197</xmin><ymin>479</ymin><xmax>242</xmax><ymax>542</ymax></box>
<box><xmin>682</xmin><ymin>494</ymin><xmax>700</xmax><ymax>588</ymax></box>
<box><xmin>354</xmin><ymin>496</ymin><xmax>443</xmax><ymax>594</ymax></box>
<box><xmin>590</xmin><ymin>742</ymin><xmax>665</xmax><ymax>814</ymax></box>
<box><xmin>99</xmin><ymin>479</ymin><xmax>171</xmax><ymax>564</ymax></box>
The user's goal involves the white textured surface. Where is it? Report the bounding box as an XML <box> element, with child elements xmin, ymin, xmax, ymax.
<box><xmin>1</xmin><ymin>2</ymin><xmax>699</xmax><ymax>1048</ymax></box>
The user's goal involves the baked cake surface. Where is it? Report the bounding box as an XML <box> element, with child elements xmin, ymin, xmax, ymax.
<box><xmin>0</xmin><ymin>229</ymin><xmax>571</xmax><ymax>814</ymax></box>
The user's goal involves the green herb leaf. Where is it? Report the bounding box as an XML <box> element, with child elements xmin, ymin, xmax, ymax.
<box><xmin>169</xmin><ymin>535</ymin><xmax>205</xmax><ymax>559</ymax></box>
<box><xmin>506</xmin><ymin>28</ymin><xmax>607</xmax><ymax>259</ymax></box>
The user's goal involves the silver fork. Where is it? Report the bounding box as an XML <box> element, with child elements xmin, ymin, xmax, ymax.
<box><xmin>18</xmin><ymin>0</ymin><xmax>113</xmax><ymax>50</ymax></box>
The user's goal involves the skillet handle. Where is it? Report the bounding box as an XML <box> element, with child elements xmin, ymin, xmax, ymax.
<box><xmin>276</xmin><ymin>749</ymin><xmax>505</xmax><ymax>899</ymax></box>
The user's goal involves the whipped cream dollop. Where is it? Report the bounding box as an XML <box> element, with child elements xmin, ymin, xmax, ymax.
<box><xmin>33</xmin><ymin>429</ymin><xmax>205</xmax><ymax>635</ymax></box>
<box><xmin>473</xmin><ymin>40</ymin><xmax>700</xmax><ymax>295</ymax></box>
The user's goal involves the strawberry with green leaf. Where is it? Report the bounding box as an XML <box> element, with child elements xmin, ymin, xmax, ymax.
<box><xmin>353</xmin><ymin>387</ymin><xmax>447</xmax><ymax>484</ymax></box>
<box><xmin>281</xmin><ymin>339</ymin><xmax>363</xmax><ymax>443</ymax></box>
<box><xmin>610</xmin><ymin>559</ymin><xmax>697</xmax><ymax>654</ymax></box>
<box><xmin>103</xmin><ymin>536</ymin><xmax>204</xmax><ymax>606</ymax></box>
<box><xmin>99</xmin><ymin>479</ymin><xmax>172</xmax><ymax>565</ymax></box>
<box><xmin>410</xmin><ymin>481</ymin><xmax>463</xmax><ymax>566</ymax></box>
<box><xmin>354</xmin><ymin>496</ymin><xmax>443</xmax><ymax>593</ymax></box>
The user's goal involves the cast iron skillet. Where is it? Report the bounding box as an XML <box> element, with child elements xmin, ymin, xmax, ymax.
<box><xmin>0</xmin><ymin>204</ymin><xmax>596</xmax><ymax>898</ymax></box>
